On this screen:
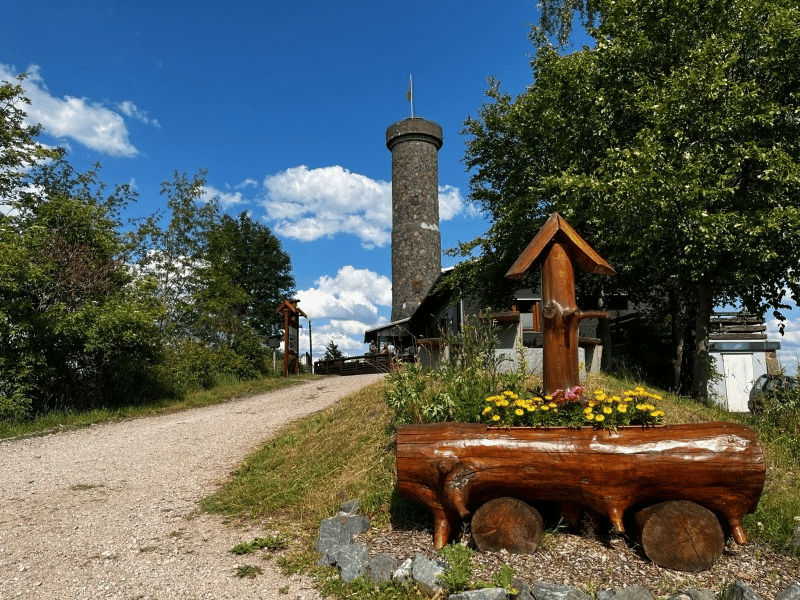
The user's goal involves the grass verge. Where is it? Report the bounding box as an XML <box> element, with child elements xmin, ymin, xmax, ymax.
<box><xmin>203</xmin><ymin>372</ymin><xmax>800</xmax><ymax>556</ymax></box>
<box><xmin>0</xmin><ymin>373</ymin><xmax>320</xmax><ymax>440</ymax></box>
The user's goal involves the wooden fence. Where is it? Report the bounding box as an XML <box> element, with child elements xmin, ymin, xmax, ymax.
<box><xmin>314</xmin><ymin>353</ymin><xmax>411</xmax><ymax>376</ymax></box>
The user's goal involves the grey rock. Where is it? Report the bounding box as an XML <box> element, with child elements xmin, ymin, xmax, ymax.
<box><xmin>777</xmin><ymin>584</ymin><xmax>800</xmax><ymax>600</ymax></box>
<box><xmin>512</xmin><ymin>577</ymin><xmax>530</xmax><ymax>597</ymax></box>
<box><xmin>412</xmin><ymin>553</ymin><xmax>447</xmax><ymax>596</ymax></box>
<box><xmin>449</xmin><ymin>588</ymin><xmax>509</xmax><ymax>600</ymax></box>
<box><xmin>335</xmin><ymin>543</ymin><xmax>370</xmax><ymax>583</ymax></box>
<box><xmin>314</xmin><ymin>514</ymin><xmax>370</xmax><ymax>555</ymax></box>
<box><xmin>530</xmin><ymin>581</ymin><xmax>591</xmax><ymax>600</ymax></box>
<box><xmin>721</xmin><ymin>580</ymin><xmax>762</xmax><ymax>600</ymax></box>
<box><xmin>597</xmin><ymin>585</ymin><xmax>655</xmax><ymax>600</ymax></box>
<box><xmin>668</xmin><ymin>591</ymin><xmax>715</xmax><ymax>600</ymax></box>
<box><xmin>516</xmin><ymin>592</ymin><xmax>534</xmax><ymax>600</ymax></box>
<box><xmin>367</xmin><ymin>553</ymin><xmax>398</xmax><ymax>584</ymax></box>
<box><xmin>339</xmin><ymin>499</ymin><xmax>361</xmax><ymax>515</ymax></box>
<box><xmin>392</xmin><ymin>557</ymin><xmax>413</xmax><ymax>582</ymax></box>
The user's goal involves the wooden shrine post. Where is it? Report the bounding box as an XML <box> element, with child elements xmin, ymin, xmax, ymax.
<box><xmin>505</xmin><ymin>213</ymin><xmax>615</xmax><ymax>394</ymax></box>
<box><xmin>275</xmin><ymin>299</ymin><xmax>307</xmax><ymax>376</ymax></box>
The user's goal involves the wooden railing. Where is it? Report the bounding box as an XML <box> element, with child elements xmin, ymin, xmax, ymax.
<box><xmin>314</xmin><ymin>353</ymin><xmax>412</xmax><ymax>376</ymax></box>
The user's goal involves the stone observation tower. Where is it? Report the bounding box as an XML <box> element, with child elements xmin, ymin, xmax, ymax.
<box><xmin>386</xmin><ymin>117</ymin><xmax>444</xmax><ymax>322</ymax></box>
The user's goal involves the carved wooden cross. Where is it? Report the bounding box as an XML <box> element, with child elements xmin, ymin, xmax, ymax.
<box><xmin>505</xmin><ymin>213</ymin><xmax>615</xmax><ymax>394</ymax></box>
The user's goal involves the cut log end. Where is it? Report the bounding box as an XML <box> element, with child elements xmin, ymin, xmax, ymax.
<box><xmin>471</xmin><ymin>497</ymin><xmax>543</xmax><ymax>555</ymax></box>
<box><xmin>635</xmin><ymin>501</ymin><xmax>724</xmax><ymax>572</ymax></box>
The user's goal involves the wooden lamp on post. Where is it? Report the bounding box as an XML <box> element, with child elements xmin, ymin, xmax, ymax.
<box><xmin>505</xmin><ymin>213</ymin><xmax>616</xmax><ymax>394</ymax></box>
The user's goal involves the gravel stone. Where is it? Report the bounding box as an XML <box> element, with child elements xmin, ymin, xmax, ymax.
<box><xmin>0</xmin><ymin>373</ymin><xmax>385</xmax><ymax>599</ymax></box>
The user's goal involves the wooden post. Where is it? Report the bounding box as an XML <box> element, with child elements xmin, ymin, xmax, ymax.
<box><xmin>506</xmin><ymin>213</ymin><xmax>615</xmax><ymax>394</ymax></box>
<box><xmin>275</xmin><ymin>299</ymin><xmax>307</xmax><ymax>377</ymax></box>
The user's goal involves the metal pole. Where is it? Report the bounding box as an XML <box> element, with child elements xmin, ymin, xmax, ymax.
<box><xmin>309</xmin><ymin>320</ymin><xmax>313</xmax><ymax>374</ymax></box>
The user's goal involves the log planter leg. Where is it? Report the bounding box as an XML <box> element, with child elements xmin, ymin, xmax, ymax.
<box><xmin>471</xmin><ymin>497</ymin><xmax>543</xmax><ymax>555</ymax></box>
<box><xmin>634</xmin><ymin>500</ymin><xmax>725</xmax><ymax>572</ymax></box>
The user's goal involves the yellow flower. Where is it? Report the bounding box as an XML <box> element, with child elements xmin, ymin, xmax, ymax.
<box><xmin>618</xmin><ymin>404</ymin><xmax>628</xmax><ymax>413</ymax></box>
<box><xmin>492</xmin><ymin>414</ymin><xmax>501</xmax><ymax>421</ymax></box>
<box><xmin>527</xmin><ymin>404</ymin><xmax>537</xmax><ymax>412</ymax></box>
<box><xmin>595</xmin><ymin>414</ymin><xmax>605</xmax><ymax>422</ymax></box>
<box><xmin>482</xmin><ymin>406</ymin><xmax>493</xmax><ymax>415</ymax></box>
<box><xmin>602</xmin><ymin>406</ymin><xmax>613</xmax><ymax>414</ymax></box>
<box><xmin>636</xmin><ymin>403</ymin><xmax>646</xmax><ymax>410</ymax></box>
<box><xmin>541</xmin><ymin>405</ymin><xmax>550</xmax><ymax>411</ymax></box>
<box><xmin>548</xmin><ymin>402</ymin><xmax>557</xmax><ymax>408</ymax></box>
<box><xmin>499</xmin><ymin>399</ymin><xmax>509</xmax><ymax>407</ymax></box>
<box><xmin>545</xmin><ymin>395</ymin><xmax>553</xmax><ymax>401</ymax></box>
<box><xmin>651</xmin><ymin>410</ymin><xmax>664</xmax><ymax>417</ymax></box>
<box><xmin>585</xmin><ymin>413</ymin><xmax>595</xmax><ymax>421</ymax></box>
<box><xmin>583</xmin><ymin>407</ymin><xmax>593</xmax><ymax>414</ymax></box>
<box><xmin>611</xmin><ymin>396</ymin><xmax>621</xmax><ymax>403</ymax></box>
<box><xmin>588</xmin><ymin>401</ymin><xmax>596</xmax><ymax>408</ymax></box>
<box><xmin>515</xmin><ymin>409</ymin><xmax>524</xmax><ymax>416</ymax></box>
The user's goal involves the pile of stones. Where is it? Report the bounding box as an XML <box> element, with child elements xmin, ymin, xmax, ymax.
<box><xmin>314</xmin><ymin>501</ymin><xmax>800</xmax><ymax>600</ymax></box>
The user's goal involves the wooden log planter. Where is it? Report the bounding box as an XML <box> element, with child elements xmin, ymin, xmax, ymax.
<box><xmin>395</xmin><ymin>422</ymin><xmax>765</xmax><ymax>571</ymax></box>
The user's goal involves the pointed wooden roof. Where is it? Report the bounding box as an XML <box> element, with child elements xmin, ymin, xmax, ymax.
<box><xmin>505</xmin><ymin>212</ymin><xmax>616</xmax><ymax>280</ymax></box>
<box><xmin>275</xmin><ymin>299</ymin><xmax>307</xmax><ymax>318</ymax></box>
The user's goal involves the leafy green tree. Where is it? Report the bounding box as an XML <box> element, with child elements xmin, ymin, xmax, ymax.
<box><xmin>0</xmin><ymin>158</ymin><xmax>164</xmax><ymax>417</ymax></box>
<box><xmin>204</xmin><ymin>212</ymin><xmax>295</xmax><ymax>337</ymax></box>
<box><xmin>136</xmin><ymin>170</ymin><xmax>219</xmax><ymax>343</ymax></box>
<box><xmin>455</xmin><ymin>0</ymin><xmax>800</xmax><ymax>398</ymax></box>
<box><xmin>0</xmin><ymin>74</ymin><xmax>62</xmax><ymax>203</ymax></box>
<box><xmin>323</xmin><ymin>340</ymin><xmax>344</xmax><ymax>360</ymax></box>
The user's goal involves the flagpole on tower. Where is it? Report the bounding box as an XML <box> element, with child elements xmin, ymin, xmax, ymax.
<box><xmin>407</xmin><ymin>74</ymin><xmax>414</xmax><ymax>118</ymax></box>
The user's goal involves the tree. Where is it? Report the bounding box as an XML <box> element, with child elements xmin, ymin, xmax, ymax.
<box><xmin>455</xmin><ymin>0</ymin><xmax>800</xmax><ymax>398</ymax></box>
<box><xmin>0</xmin><ymin>158</ymin><xmax>164</xmax><ymax>417</ymax></box>
<box><xmin>136</xmin><ymin>170</ymin><xmax>219</xmax><ymax>342</ymax></box>
<box><xmin>0</xmin><ymin>74</ymin><xmax>62</xmax><ymax>204</ymax></box>
<box><xmin>204</xmin><ymin>212</ymin><xmax>295</xmax><ymax>337</ymax></box>
<box><xmin>323</xmin><ymin>340</ymin><xmax>344</xmax><ymax>361</ymax></box>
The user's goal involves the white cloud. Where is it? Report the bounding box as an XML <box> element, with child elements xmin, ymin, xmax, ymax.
<box><xmin>260</xmin><ymin>165</ymin><xmax>466</xmax><ymax>248</ymax></box>
<box><xmin>202</xmin><ymin>184</ymin><xmax>247</xmax><ymax>209</ymax></box>
<box><xmin>297</xmin><ymin>265</ymin><xmax>391</xmax><ymax>322</ymax></box>
<box><xmin>117</xmin><ymin>100</ymin><xmax>161</xmax><ymax>129</ymax></box>
<box><xmin>1</xmin><ymin>63</ymin><xmax>140</xmax><ymax>157</ymax></box>
<box><xmin>295</xmin><ymin>266</ymin><xmax>392</xmax><ymax>358</ymax></box>
<box><xmin>235</xmin><ymin>178</ymin><xmax>258</xmax><ymax>189</ymax></box>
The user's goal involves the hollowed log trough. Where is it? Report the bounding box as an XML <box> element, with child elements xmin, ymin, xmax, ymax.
<box><xmin>396</xmin><ymin>422</ymin><xmax>765</xmax><ymax>570</ymax></box>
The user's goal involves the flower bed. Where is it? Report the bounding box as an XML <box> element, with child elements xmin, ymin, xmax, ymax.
<box><xmin>482</xmin><ymin>385</ymin><xmax>665</xmax><ymax>429</ymax></box>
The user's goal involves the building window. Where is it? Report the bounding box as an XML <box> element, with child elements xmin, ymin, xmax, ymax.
<box><xmin>412</xmin><ymin>279</ymin><xmax>423</xmax><ymax>295</ymax></box>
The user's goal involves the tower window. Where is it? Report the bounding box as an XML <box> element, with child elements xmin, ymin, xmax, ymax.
<box><xmin>412</xmin><ymin>280</ymin><xmax>424</xmax><ymax>294</ymax></box>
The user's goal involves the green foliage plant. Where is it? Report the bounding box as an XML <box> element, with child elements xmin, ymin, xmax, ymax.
<box><xmin>230</xmin><ymin>535</ymin><xmax>287</xmax><ymax>555</ymax></box>
<box><xmin>437</xmin><ymin>543</ymin><xmax>474</xmax><ymax>594</ymax></box>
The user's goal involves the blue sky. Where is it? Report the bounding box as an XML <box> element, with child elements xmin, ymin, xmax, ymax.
<box><xmin>2</xmin><ymin>1</ymin><xmax>798</xmax><ymax>372</ymax></box>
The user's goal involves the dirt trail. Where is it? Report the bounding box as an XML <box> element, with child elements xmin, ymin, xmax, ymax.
<box><xmin>0</xmin><ymin>374</ymin><xmax>385</xmax><ymax>600</ymax></box>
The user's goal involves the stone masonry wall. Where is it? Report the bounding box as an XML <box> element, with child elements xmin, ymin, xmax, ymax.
<box><xmin>386</xmin><ymin>118</ymin><xmax>443</xmax><ymax>322</ymax></box>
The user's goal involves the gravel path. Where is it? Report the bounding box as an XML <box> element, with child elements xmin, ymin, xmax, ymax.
<box><xmin>0</xmin><ymin>374</ymin><xmax>386</xmax><ymax>600</ymax></box>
